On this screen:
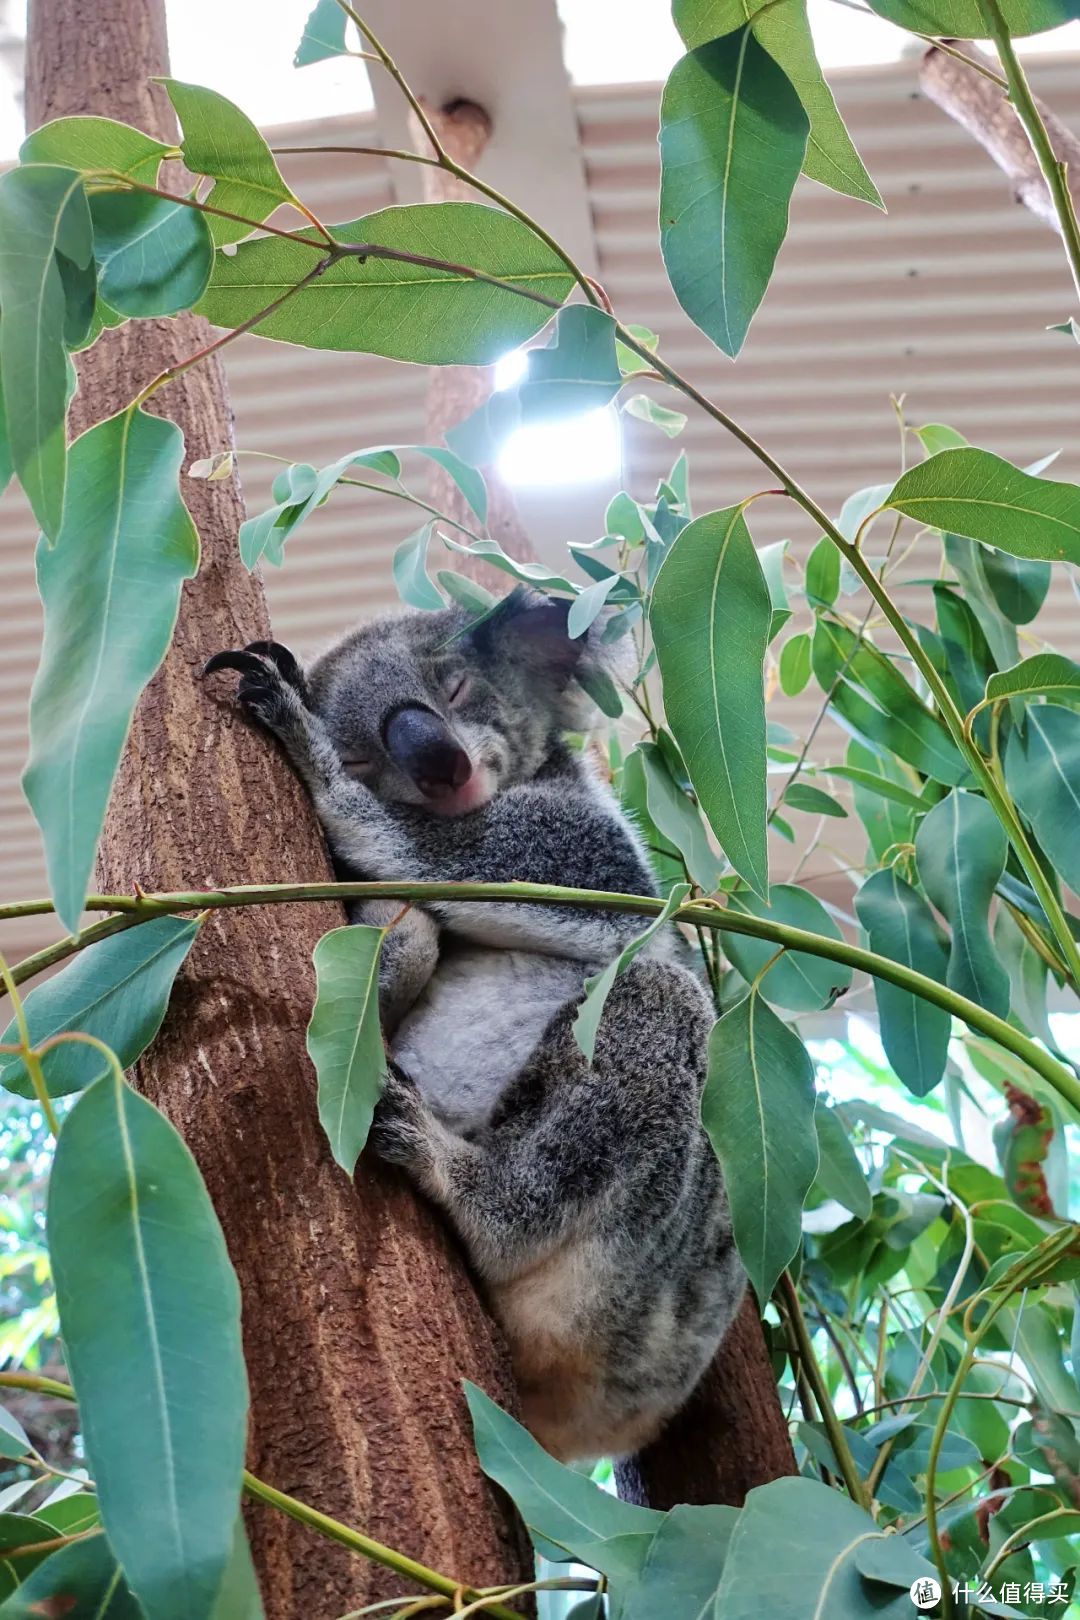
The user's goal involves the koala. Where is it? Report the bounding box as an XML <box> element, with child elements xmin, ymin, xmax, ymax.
<box><xmin>206</xmin><ymin>588</ymin><xmax>745</xmax><ymax>1462</ymax></box>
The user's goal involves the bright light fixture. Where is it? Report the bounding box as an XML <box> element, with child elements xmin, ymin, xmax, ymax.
<box><xmin>497</xmin><ymin>407</ymin><xmax>622</xmax><ymax>488</ymax></box>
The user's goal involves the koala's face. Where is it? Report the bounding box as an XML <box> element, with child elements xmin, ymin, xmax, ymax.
<box><xmin>305</xmin><ymin>588</ymin><xmax>619</xmax><ymax>816</ymax></box>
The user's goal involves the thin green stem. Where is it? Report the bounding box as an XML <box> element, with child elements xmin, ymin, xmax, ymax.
<box><xmin>336</xmin><ymin>478</ymin><xmax>485</xmax><ymax>545</ymax></box>
<box><xmin>5</xmin><ymin>879</ymin><xmax>1080</xmax><ymax>1113</ymax></box>
<box><xmin>0</xmin><ymin>950</ymin><xmax>60</xmax><ymax>1137</ymax></box>
<box><xmin>779</xmin><ymin>1273</ymin><xmax>871</xmax><ymax>1510</ymax></box>
<box><xmin>978</xmin><ymin>0</ymin><xmax>1080</xmax><ymax>305</ymax></box>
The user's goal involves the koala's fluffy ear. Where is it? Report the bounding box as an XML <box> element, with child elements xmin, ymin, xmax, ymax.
<box><xmin>470</xmin><ymin>586</ymin><xmax>581</xmax><ymax>679</ymax></box>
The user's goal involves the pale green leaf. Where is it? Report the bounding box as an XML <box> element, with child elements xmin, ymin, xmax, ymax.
<box><xmin>865</xmin><ymin>0</ymin><xmax>1075</xmax><ymax>33</ymax></box>
<box><xmin>986</xmin><ymin>653</ymin><xmax>1080</xmax><ymax>707</ymax></box>
<box><xmin>89</xmin><ymin>189</ymin><xmax>213</xmax><ymax>316</ymax></box>
<box><xmin>48</xmin><ymin>1071</ymin><xmax>247</xmax><ymax>1620</ymax></box>
<box><xmin>659</xmin><ymin>31</ymin><xmax>808</xmax><ymax>357</ymax></box>
<box><xmin>725</xmin><ymin>883</ymin><xmax>853</xmax><ymax>1013</ymax></box>
<box><xmin>703</xmin><ymin>990</ymin><xmax>819</xmax><ymax>1300</ymax></box>
<box><xmin>393</xmin><ymin>523</ymin><xmax>445</xmax><ymax>612</ymax></box>
<box><xmin>307</xmin><ymin>925</ymin><xmax>388</xmax><ymax>1176</ymax></box>
<box><xmin>20</xmin><ymin>117</ymin><xmax>172</xmax><ymax>182</ymax></box>
<box><xmin>0</xmin><ymin>164</ymin><xmax>92</xmax><ymax>539</ymax></box>
<box><xmin>240</xmin><ymin>446</ymin><xmax>403</xmax><ymax>569</ymax></box>
<box><xmin>1005</xmin><ymin>704</ymin><xmax>1080</xmax><ymax>897</ymax></box>
<box><xmin>295</xmin><ymin>0</ymin><xmax>350</xmax><ymax>65</ymax></box>
<box><xmin>883</xmin><ymin>447</ymin><xmax>1080</xmax><ymax>563</ymax></box>
<box><xmin>197</xmin><ymin>202</ymin><xmax>574</xmax><ymax>362</ymax></box>
<box><xmin>782</xmin><ymin>782</ymin><xmax>847</xmax><ymax>818</ymax></box>
<box><xmin>854</xmin><ymin>868</ymin><xmax>952</xmax><ymax>1097</ymax></box>
<box><xmin>822</xmin><ymin>763</ymin><xmax>928</xmax><ymax>813</ymax></box>
<box><xmin>623</xmin><ymin>394</ymin><xmax>687</xmax><ymax>437</ymax></box>
<box><xmin>812</xmin><ymin>1103</ymin><xmax>872</xmax><ymax>1221</ymax></box>
<box><xmin>621</xmin><ymin>1504</ymin><xmax>736</xmax><ymax>1620</ymax></box>
<box><xmin>572</xmin><ymin>885</ymin><xmax>691</xmax><ymax>1062</ymax></box>
<box><xmin>23</xmin><ymin>409</ymin><xmax>199</xmax><ymax>932</ymax></box>
<box><xmin>161</xmin><ymin>79</ymin><xmax>297</xmax><ymax>246</ymax></box>
<box><xmin>0</xmin><ymin>1534</ymin><xmax>141</xmax><ymax>1619</ymax></box>
<box><xmin>915</xmin><ymin>790</ymin><xmax>1010</xmax><ymax>1018</ymax></box>
<box><xmin>210</xmin><ymin>1520</ymin><xmax>264</xmax><ymax>1620</ymax></box>
<box><xmin>0</xmin><ymin>917</ymin><xmax>200</xmax><ymax>1099</ymax></box>
<box><xmin>914</xmin><ymin>420</ymin><xmax>968</xmax><ymax>457</ymax></box>
<box><xmin>635</xmin><ymin>741</ymin><xmax>726</xmax><ymax>893</ymax></box>
<box><xmin>650</xmin><ymin>506</ymin><xmax>772</xmax><ymax>897</ymax></box>
<box><xmin>567</xmin><ymin>575</ymin><xmax>619</xmax><ymax>639</ymax></box>
<box><xmin>805</xmin><ymin>535</ymin><xmax>840</xmax><ymax>607</ymax></box>
<box><xmin>0</xmin><ymin>1411</ymin><xmax>28</xmax><ymax>1462</ymax></box>
<box><xmin>436</xmin><ymin>570</ymin><xmax>498</xmax><ymax>616</ymax></box>
<box><xmin>778</xmin><ymin>631</ymin><xmax>811</xmax><ymax>696</ymax></box>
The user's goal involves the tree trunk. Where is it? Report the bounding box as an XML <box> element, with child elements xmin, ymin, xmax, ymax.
<box><xmin>25</xmin><ymin>3</ymin><xmax>532</xmax><ymax>1613</ymax></box>
<box><xmin>411</xmin><ymin>99</ymin><xmax>541</xmax><ymax>590</ymax></box>
<box><xmin>615</xmin><ymin>1294</ymin><xmax>797</xmax><ymax>1509</ymax></box>
<box><xmin>920</xmin><ymin>40</ymin><xmax>1080</xmax><ymax>234</ymax></box>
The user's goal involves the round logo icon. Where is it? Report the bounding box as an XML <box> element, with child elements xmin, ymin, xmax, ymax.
<box><xmin>910</xmin><ymin>1577</ymin><xmax>942</xmax><ymax>1612</ymax></box>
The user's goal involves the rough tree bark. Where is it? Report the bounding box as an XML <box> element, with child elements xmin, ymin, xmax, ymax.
<box><xmin>920</xmin><ymin>40</ymin><xmax>1080</xmax><ymax>232</ymax></box>
<box><xmin>25</xmin><ymin>3</ymin><xmax>532</xmax><ymax>1613</ymax></box>
<box><xmin>410</xmin><ymin>99</ymin><xmax>541</xmax><ymax>590</ymax></box>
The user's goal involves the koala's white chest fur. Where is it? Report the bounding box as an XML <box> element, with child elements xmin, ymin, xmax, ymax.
<box><xmin>391</xmin><ymin>946</ymin><xmax>586</xmax><ymax>1133</ymax></box>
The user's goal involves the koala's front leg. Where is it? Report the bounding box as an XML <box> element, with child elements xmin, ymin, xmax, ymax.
<box><xmin>350</xmin><ymin>899</ymin><xmax>440</xmax><ymax>1035</ymax></box>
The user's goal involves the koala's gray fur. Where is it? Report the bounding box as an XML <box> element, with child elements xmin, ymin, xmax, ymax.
<box><xmin>207</xmin><ymin>590</ymin><xmax>745</xmax><ymax>1462</ymax></box>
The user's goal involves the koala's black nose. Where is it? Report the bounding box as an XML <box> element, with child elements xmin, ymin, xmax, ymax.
<box><xmin>382</xmin><ymin>704</ymin><xmax>473</xmax><ymax>798</ymax></box>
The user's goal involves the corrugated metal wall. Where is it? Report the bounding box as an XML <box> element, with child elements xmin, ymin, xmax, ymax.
<box><xmin>3</xmin><ymin>58</ymin><xmax>1079</xmax><ymax>959</ymax></box>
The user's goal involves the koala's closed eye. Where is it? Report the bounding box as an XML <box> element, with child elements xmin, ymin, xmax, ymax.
<box><xmin>444</xmin><ymin>673</ymin><xmax>471</xmax><ymax>708</ymax></box>
<box><xmin>341</xmin><ymin>755</ymin><xmax>375</xmax><ymax>780</ymax></box>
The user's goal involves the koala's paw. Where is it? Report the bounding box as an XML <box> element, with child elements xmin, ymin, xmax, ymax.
<box><xmin>203</xmin><ymin>641</ymin><xmax>309</xmax><ymax>739</ymax></box>
<box><xmin>370</xmin><ymin>1065</ymin><xmax>431</xmax><ymax>1168</ymax></box>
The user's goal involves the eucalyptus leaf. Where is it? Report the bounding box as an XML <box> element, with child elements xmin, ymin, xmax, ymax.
<box><xmin>240</xmin><ymin>445</ymin><xmax>404</xmax><ymax>569</ymax></box>
<box><xmin>782</xmin><ymin>782</ymin><xmax>847</xmax><ymax>819</ymax></box>
<box><xmin>981</xmin><ymin>546</ymin><xmax>1051</xmax><ymax>625</ymax></box>
<box><xmin>854</xmin><ymin>868</ymin><xmax>952</xmax><ymax>1097</ymax></box>
<box><xmin>703</xmin><ymin>990</ymin><xmax>819</xmax><ymax>1301</ymax></box>
<box><xmin>161</xmin><ymin>79</ymin><xmax>297</xmax><ymax>246</ymax></box>
<box><xmin>572</xmin><ymin>885</ymin><xmax>691</xmax><ymax>1063</ymax></box>
<box><xmin>805</xmin><ymin>535</ymin><xmax>840</xmax><ymax>607</ymax></box>
<box><xmin>865</xmin><ymin>0</ymin><xmax>1076</xmax><ymax>34</ymax></box>
<box><xmin>0</xmin><ymin>164</ymin><xmax>93</xmax><ymax>539</ymax></box>
<box><xmin>812</xmin><ymin>1102</ymin><xmax>872</xmax><ymax>1221</ymax></box>
<box><xmin>621</xmin><ymin>1503</ymin><xmax>736</xmax><ymax>1620</ymax></box>
<box><xmin>778</xmin><ymin>631</ymin><xmax>811</xmax><ymax>697</ymax></box>
<box><xmin>659</xmin><ymin>31</ymin><xmax>808</xmax><ymax>358</ymax></box>
<box><xmin>307</xmin><ymin>925</ymin><xmax>388</xmax><ymax>1176</ymax></box>
<box><xmin>436</xmin><ymin>570</ymin><xmax>497</xmax><ymax>616</ymax></box>
<box><xmin>650</xmin><ymin>507</ymin><xmax>771</xmax><ymax>897</ymax></box>
<box><xmin>725</xmin><ymin>884</ymin><xmax>853</xmax><ymax>1014</ymax></box>
<box><xmin>295</xmin><ymin>0</ymin><xmax>350</xmax><ymax>65</ymax></box>
<box><xmin>636</xmin><ymin>741</ymin><xmax>726</xmax><ymax>893</ymax></box>
<box><xmin>23</xmin><ymin>409</ymin><xmax>199</xmax><ymax>932</ymax></box>
<box><xmin>914</xmin><ymin>421</ymin><xmax>968</xmax><ymax>457</ymax></box>
<box><xmin>884</xmin><ymin>448</ymin><xmax>1080</xmax><ymax>563</ymax></box>
<box><xmin>673</xmin><ymin>0</ymin><xmax>881</xmax><ymax>208</ymax></box>
<box><xmin>1005</xmin><ymin>705</ymin><xmax>1080</xmax><ymax>896</ymax></box>
<box><xmin>0</xmin><ymin>1533</ymin><xmax>142</xmax><ymax>1619</ymax></box>
<box><xmin>49</xmin><ymin>1070</ymin><xmax>247</xmax><ymax>1620</ymax></box>
<box><xmin>986</xmin><ymin>653</ymin><xmax>1080</xmax><ymax>707</ymax></box>
<box><xmin>20</xmin><ymin>116</ymin><xmax>172</xmax><ymax>181</ymax></box>
<box><xmin>0</xmin><ymin>917</ymin><xmax>200</xmax><ymax>1099</ymax></box>
<box><xmin>915</xmin><ymin>790</ymin><xmax>1010</xmax><ymax>1019</ymax></box>
<box><xmin>393</xmin><ymin>523</ymin><xmax>445</xmax><ymax>611</ymax></box>
<box><xmin>823</xmin><ymin>763</ymin><xmax>928</xmax><ymax>813</ymax></box>
<box><xmin>89</xmin><ymin>189</ymin><xmax>214</xmax><ymax>316</ymax></box>
<box><xmin>623</xmin><ymin>394</ymin><xmax>687</xmax><ymax>437</ymax></box>
<box><xmin>199</xmin><ymin>204</ymin><xmax>574</xmax><ymax>363</ymax></box>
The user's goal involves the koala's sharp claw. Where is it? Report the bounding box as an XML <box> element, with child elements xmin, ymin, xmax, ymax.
<box><xmin>203</xmin><ymin>649</ymin><xmax>269</xmax><ymax>678</ymax></box>
<box><xmin>241</xmin><ymin>640</ymin><xmax>305</xmax><ymax>689</ymax></box>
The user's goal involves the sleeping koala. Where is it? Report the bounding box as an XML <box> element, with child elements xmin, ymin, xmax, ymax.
<box><xmin>206</xmin><ymin>587</ymin><xmax>745</xmax><ymax>1462</ymax></box>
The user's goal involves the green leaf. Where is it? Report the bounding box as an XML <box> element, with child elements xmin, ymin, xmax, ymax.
<box><xmin>436</xmin><ymin>570</ymin><xmax>497</xmax><ymax>616</ymax></box>
<box><xmin>160</xmin><ymin>79</ymin><xmax>297</xmax><ymax>246</ymax></box>
<box><xmin>1005</xmin><ymin>705</ymin><xmax>1080</xmax><ymax>896</ymax></box>
<box><xmin>805</xmin><ymin>536</ymin><xmax>840</xmax><ymax>608</ymax></box>
<box><xmin>89</xmin><ymin>190</ymin><xmax>213</xmax><ymax>316</ymax></box>
<box><xmin>0</xmin><ymin>1412</ymin><xmax>29</xmax><ymax>1461</ymax></box>
<box><xmin>621</xmin><ymin>1503</ymin><xmax>736</xmax><ymax>1620</ymax></box>
<box><xmin>943</xmin><ymin>533</ymin><xmax>1020</xmax><ymax>674</ymax></box>
<box><xmin>414</xmin><ymin>445</ymin><xmax>488</xmax><ymax>523</ymax></box>
<box><xmin>782</xmin><ymin>782</ymin><xmax>847</xmax><ymax>818</ymax></box>
<box><xmin>725</xmin><ymin>884</ymin><xmax>853</xmax><ymax>1013</ymax></box>
<box><xmin>20</xmin><ymin>117</ymin><xmax>172</xmax><ymax>182</ymax></box>
<box><xmin>703</xmin><ymin>991</ymin><xmax>818</xmax><ymax>1301</ymax></box>
<box><xmin>0</xmin><ymin>1513</ymin><xmax>67</xmax><ymax>1597</ymax></box>
<box><xmin>854</xmin><ymin>868</ymin><xmax>952</xmax><ymax>1097</ymax></box>
<box><xmin>0</xmin><ymin>164</ymin><xmax>93</xmax><ymax>539</ymax></box>
<box><xmin>981</xmin><ymin>546</ymin><xmax>1051</xmax><ymax>625</ymax></box>
<box><xmin>715</xmin><ymin>1476</ymin><xmax>936</xmax><ymax>1620</ymax></box>
<box><xmin>464</xmin><ymin>1382</ymin><xmax>663</xmax><ymax>1569</ymax></box>
<box><xmin>883</xmin><ymin>447</ymin><xmax>1080</xmax><ymax>563</ymax></box>
<box><xmin>659</xmin><ymin>31</ymin><xmax>808</xmax><ymax>358</ymax></box>
<box><xmin>865</xmin><ymin>0</ymin><xmax>1075</xmax><ymax>35</ymax></box>
<box><xmin>295</xmin><ymin>0</ymin><xmax>350</xmax><ymax>65</ymax></box>
<box><xmin>915</xmin><ymin>790</ymin><xmax>1011</xmax><ymax>1018</ymax></box>
<box><xmin>986</xmin><ymin>653</ymin><xmax>1080</xmax><ymax>707</ymax></box>
<box><xmin>393</xmin><ymin>523</ymin><xmax>445</xmax><ymax>612</ymax></box>
<box><xmin>812</xmin><ymin>1103</ymin><xmax>872</xmax><ymax>1221</ymax></box>
<box><xmin>240</xmin><ymin>446</ymin><xmax>399</xmax><ymax>570</ymax></box>
<box><xmin>442</xmin><ymin>537</ymin><xmax>577</xmax><ymax>597</ymax></box>
<box><xmin>22</xmin><ymin>409</ymin><xmax>199</xmax><ymax>932</ymax></box>
<box><xmin>0</xmin><ymin>357</ymin><xmax>11</xmax><ymax>497</ymax></box>
<box><xmin>210</xmin><ymin>1520</ymin><xmax>264</xmax><ymax>1620</ymax></box>
<box><xmin>650</xmin><ymin>506</ymin><xmax>772</xmax><ymax>897</ymax></box>
<box><xmin>447</xmin><ymin>306</ymin><xmax>622</xmax><ymax>466</ymax></box>
<box><xmin>623</xmin><ymin>394</ymin><xmax>687</xmax><ymax>437</ymax></box>
<box><xmin>757</xmin><ymin>539</ymin><xmax>791</xmax><ymax>642</ymax></box>
<box><xmin>673</xmin><ymin>0</ymin><xmax>881</xmax><ymax>209</ymax></box>
<box><xmin>48</xmin><ymin>1070</ymin><xmax>247</xmax><ymax>1620</ymax></box>
<box><xmin>914</xmin><ymin>420</ymin><xmax>968</xmax><ymax>457</ymax></box>
<box><xmin>0</xmin><ymin>1534</ymin><xmax>142</xmax><ymax>1619</ymax></box>
<box><xmin>635</xmin><ymin>741</ymin><xmax>726</xmax><ymax>893</ymax></box>
<box><xmin>823</xmin><ymin>763</ymin><xmax>928</xmax><ymax>813</ymax></box>
<box><xmin>198</xmin><ymin>202</ymin><xmax>574</xmax><ymax>362</ymax></box>
<box><xmin>778</xmin><ymin>632</ymin><xmax>811</xmax><ymax>697</ymax></box>
<box><xmin>567</xmin><ymin>575</ymin><xmax>620</xmax><ymax>639</ymax></box>
<box><xmin>615</xmin><ymin>322</ymin><xmax>660</xmax><ymax>376</ymax></box>
<box><xmin>0</xmin><ymin>917</ymin><xmax>200</xmax><ymax>1099</ymax></box>
<box><xmin>306</xmin><ymin>925</ymin><xmax>388</xmax><ymax>1176</ymax></box>
<box><xmin>572</xmin><ymin>885</ymin><xmax>691</xmax><ymax>1063</ymax></box>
